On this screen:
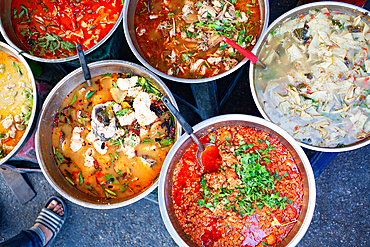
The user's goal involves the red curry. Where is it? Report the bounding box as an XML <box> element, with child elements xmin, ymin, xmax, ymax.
<box><xmin>11</xmin><ymin>0</ymin><xmax>123</xmax><ymax>59</ymax></box>
<box><xmin>172</xmin><ymin>126</ymin><xmax>304</xmax><ymax>247</ymax></box>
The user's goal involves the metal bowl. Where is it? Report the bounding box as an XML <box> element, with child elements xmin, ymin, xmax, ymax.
<box><xmin>123</xmin><ymin>0</ymin><xmax>269</xmax><ymax>83</ymax></box>
<box><xmin>249</xmin><ymin>2</ymin><xmax>370</xmax><ymax>152</ymax></box>
<box><xmin>0</xmin><ymin>0</ymin><xmax>123</xmax><ymax>63</ymax></box>
<box><xmin>159</xmin><ymin>114</ymin><xmax>316</xmax><ymax>247</ymax></box>
<box><xmin>0</xmin><ymin>41</ymin><xmax>37</xmax><ymax>166</ymax></box>
<box><xmin>35</xmin><ymin>60</ymin><xmax>181</xmax><ymax>209</ymax></box>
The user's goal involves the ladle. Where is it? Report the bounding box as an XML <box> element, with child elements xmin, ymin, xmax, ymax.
<box><xmin>162</xmin><ymin>96</ymin><xmax>214</xmax><ymax>170</ymax></box>
<box><xmin>77</xmin><ymin>44</ymin><xmax>92</xmax><ymax>86</ymax></box>
<box><xmin>222</xmin><ymin>35</ymin><xmax>266</xmax><ymax>69</ymax></box>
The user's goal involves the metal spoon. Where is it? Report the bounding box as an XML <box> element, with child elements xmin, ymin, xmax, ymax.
<box><xmin>222</xmin><ymin>35</ymin><xmax>266</xmax><ymax>69</ymax></box>
<box><xmin>77</xmin><ymin>44</ymin><xmax>92</xmax><ymax>86</ymax></box>
<box><xmin>162</xmin><ymin>96</ymin><xmax>214</xmax><ymax>170</ymax></box>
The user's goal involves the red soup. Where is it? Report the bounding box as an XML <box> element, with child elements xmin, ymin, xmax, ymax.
<box><xmin>172</xmin><ymin>126</ymin><xmax>304</xmax><ymax>247</ymax></box>
<box><xmin>134</xmin><ymin>0</ymin><xmax>262</xmax><ymax>79</ymax></box>
<box><xmin>11</xmin><ymin>0</ymin><xmax>123</xmax><ymax>59</ymax></box>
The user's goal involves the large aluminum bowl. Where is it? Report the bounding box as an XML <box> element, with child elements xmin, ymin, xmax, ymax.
<box><xmin>0</xmin><ymin>0</ymin><xmax>123</xmax><ymax>63</ymax></box>
<box><xmin>159</xmin><ymin>114</ymin><xmax>316</xmax><ymax>247</ymax></box>
<box><xmin>0</xmin><ymin>41</ymin><xmax>37</xmax><ymax>166</ymax></box>
<box><xmin>123</xmin><ymin>0</ymin><xmax>269</xmax><ymax>83</ymax></box>
<box><xmin>249</xmin><ymin>2</ymin><xmax>370</xmax><ymax>152</ymax></box>
<box><xmin>35</xmin><ymin>60</ymin><xmax>181</xmax><ymax>209</ymax></box>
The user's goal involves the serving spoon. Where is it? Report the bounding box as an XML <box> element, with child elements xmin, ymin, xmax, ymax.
<box><xmin>162</xmin><ymin>96</ymin><xmax>220</xmax><ymax>172</ymax></box>
<box><xmin>77</xmin><ymin>44</ymin><xmax>92</xmax><ymax>87</ymax></box>
<box><xmin>222</xmin><ymin>35</ymin><xmax>266</xmax><ymax>69</ymax></box>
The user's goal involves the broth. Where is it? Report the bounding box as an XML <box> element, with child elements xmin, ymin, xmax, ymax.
<box><xmin>172</xmin><ymin>126</ymin><xmax>303</xmax><ymax>247</ymax></box>
<box><xmin>52</xmin><ymin>73</ymin><xmax>176</xmax><ymax>199</ymax></box>
<box><xmin>11</xmin><ymin>0</ymin><xmax>123</xmax><ymax>59</ymax></box>
<box><xmin>0</xmin><ymin>51</ymin><xmax>33</xmax><ymax>159</ymax></box>
<box><xmin>134</xmin><ymin>0</ymin><xmax>262</xmax><ymax>79</ymax></box>
<box><xmin>256</xmin><ymin>8</ymin><xmax>370</xmax><ymax>147</ymax></box>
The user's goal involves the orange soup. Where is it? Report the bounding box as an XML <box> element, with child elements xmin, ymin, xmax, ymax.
<box><xmin>52</xmin><ymin>73</ymin><xmax>176</xmax><ymax>199</ymax></box>
<box><xmin>0</xmin><ymin>51</ymin><xmax>33</xmax><ymax>159</ymax></box>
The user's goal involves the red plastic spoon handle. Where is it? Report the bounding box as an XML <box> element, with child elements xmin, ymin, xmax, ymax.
<box><xmin>222</xmin><ymin>35</ymin><xmax>258</xmax><ymax>64</ymax></box>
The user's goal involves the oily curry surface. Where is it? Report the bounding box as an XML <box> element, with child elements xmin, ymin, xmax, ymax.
<box><xmin>52</xmin><ymin>73</ymin><xmax>176</xmax><ymax>199</ymax></box>
<box><xmin>134</xmin><ymin>0</ymin><xmax>262</xmax><ymax>79</ymax></box>
<box><xmin>11</xmin><ymin>0</ymin><xmax>122</xmax><ymax>59</ymax></box>
<box><xmin>172</xmin><ymin>126</ymin><xmax>303</xmax><ymax>247</ymax></box>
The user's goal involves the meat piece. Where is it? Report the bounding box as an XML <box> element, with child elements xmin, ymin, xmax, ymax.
<box><xmin>8</xmin><ymin>125</ymin><xmax>16</xmax><ymax>139</ymax></box>
<box><xmin>93</xmin><ymin>140</ymin><xmax>108</xmax><ymax>155</ymax></box>
<box><xmin>70</xmin><ymin>127</ymin><xmax>85</xmax><ymax>152</ymax></box>
<box><xmin>190</xmin><ymin>59</ymin><xmax>205</xmax><ymax>72</ymax></box>
<box><xmin>207</xmin><ymin>56</ymin><xmax>222</xmax><ymax>65</ymax></box>
<box><xmin>84</xmin><ymin>148</ymin><xmax>96</xmax><ymax>167</ymax></box>
<box><xmin>204</xmin><ymin>171</ymin><xmax>226</xmax><ymax>190</ymax></box>
<box><xmin>117</xmin><ymin>76</ymin><xmax>139</xmax><ymax>91</ymax></box>
<box><xmin>133</xmin><ymin>92</ymin><xmax>158</xmax><ymax>125</ymax></box>
<box><xmin>1</xmin><ymin>115</ymin><xmax>13</xmax><ymax>129</ymax></box>
<box><xmin>117</xmin><ymin>110</ymin><xmax>136</xmax><ymax>126</ymax></box>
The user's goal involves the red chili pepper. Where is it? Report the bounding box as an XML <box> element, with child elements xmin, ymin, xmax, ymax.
<box><xmin>364</xmin><ymin>77</ymin><xmax>369</xmax><ymax>84</ymax></box>
<box><xmin>3</xmin><ymin>137</ymin><xmax>12</xmax><ymax>143</ymax></box>
<box><xmin>7</xmin><ymin>55</ymin><xmax>20</xmax><ymax>62</ymax></box>
<box><xmin>324</xmin><ymin>12</ymin><xmax>330</xmax><ymax>16</ymax></box>
<box><xmin>71</xmin><ymin>14</ymin><xmax>77</xmax><ymax>30</ymax></box>
<box><xmin>133</xmin><ymin>129</ymin><xmax>140</xmax><ymax>135</ymax></box>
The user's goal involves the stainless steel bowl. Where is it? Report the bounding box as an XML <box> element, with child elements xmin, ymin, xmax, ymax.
<box><xmin>249</xmin><ymin>2</ymin><xmax>370</xmax><ymax>152</ymax></box>
<box><xmin>0</xmin><ymin>41</ymin><xmax>37</xmax><ymax>166</ymax></box>
<box><xmin>123</xmin><ymin>0</ymin><xmax>269</xmax><ymax>83</ymax></box>
<box><xmin>35</xmin><ymin>60</ymin><xmax>181</xmax><ymax>209</ymax></box>
<box><xmin>159</xmin><ymin>114</ymin><xmax>316</xmax><ymax>247</ymax></box>
<box><xmin>0</xmin><ymin>0</ymin><xmax>123</xmax><ymax>63</ymax></box>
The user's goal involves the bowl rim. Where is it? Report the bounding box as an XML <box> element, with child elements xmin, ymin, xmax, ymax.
<box><xmin>0</xmin><ymin>41</ymin><xmax>38</xmax><ymax>166</ymax></box>
<box><xmin>35</xmin><ymin>59</ymin><xmax>181</xmax><ymax>209</ymax></box>
<box><xmin>0</xmin><ymin>6</ymin><xmax>124</xmax><ymax>63</ymax></box>
<box><xmin>249</xmin><ymin>1</ymin><xmax>370</xmax><ymax>152</ymax></box>
<box><xmin>122</xmin><ymin>0</ymin><xmax>270</xmax><ymax>83</ymax></box>
<box><xmin>158</xmin><ymin>114</ymin><xmax>316</xmax><ymax>247</ymax></box>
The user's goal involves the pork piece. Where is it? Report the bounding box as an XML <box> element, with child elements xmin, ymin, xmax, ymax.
<box><xmin>204</xmin><ymin>171</ymin><xmax>226</xmax><ymax>191</ymax></box>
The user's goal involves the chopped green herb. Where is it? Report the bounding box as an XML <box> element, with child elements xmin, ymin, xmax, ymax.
<box><xmin>86</xmin><ymin>90</ymin><xmax>96</xmax><ymax>100</ymax></box>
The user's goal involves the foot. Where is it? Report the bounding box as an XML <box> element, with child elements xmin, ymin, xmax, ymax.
<box><xmin>34</xmin><ymin>200</ymin><xmax>64</xmax><ymax>245</ymax></box>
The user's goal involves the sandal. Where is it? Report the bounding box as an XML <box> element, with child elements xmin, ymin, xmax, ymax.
<box><xmin>29</xmin><ymin>196</ymin><xmax>67</xmax><ymax>247</ymax></box>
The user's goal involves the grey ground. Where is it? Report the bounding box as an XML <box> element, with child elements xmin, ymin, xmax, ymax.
<box><xmin>1</xmin><ymin>0</ymin><xmax>370</xmax><ymax>246</ymax></box>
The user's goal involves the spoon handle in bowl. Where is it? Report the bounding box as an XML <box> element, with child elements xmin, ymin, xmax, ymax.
<box><xmin>77</xmin><ymin>44</ymin><xmax>92</xmax><ymax>87</ymax></box>
<box><xmin>162</xmin><ymin>96</ymin><xmax>193</xmax><ymax>135</ymax></box>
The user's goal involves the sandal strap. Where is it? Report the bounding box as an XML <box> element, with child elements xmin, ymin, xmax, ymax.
<box><xmin>29</xmin><ymin>225</ymin><xmax>46</xmax><ymax>246</ymax></box>
<box><xmin>35</xmin><ymin>208</ymin><xmax>64</xmax><ymax>237</ymax></box>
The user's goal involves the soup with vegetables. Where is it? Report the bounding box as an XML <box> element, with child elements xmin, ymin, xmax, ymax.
<box><xmin>52</xmin><ymin>73</ymin><xmax>176</xmax><ymax>199</ymax></box>
<box><xmin>255</xmin><ymin>8</ymin><xmax>370</xmax><ymax>147</ymax></box>
<box><xmin>0</xmin><ymin>51</ymin><xmax>33</xmax><ymax>159</ymax></box>
<box><xmin>134</xmin><ymin>0</ymin><xmax>262</xmax><ymax>79</ymax></box>
<box><xmin>11</xmin><ymin>0</ymin><xmax>123</xmax><ymax>59</ymax></box>
<box><xmin>173</xmin><ymin>126</ymin><xmax>303</xmax><ymax>247</ymax></box>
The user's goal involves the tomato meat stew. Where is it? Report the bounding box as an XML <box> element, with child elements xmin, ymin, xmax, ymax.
<box><xmin>172</xmin><ymin>126</ymin><xmax>304</xmax><ymax>247</ymax></box>
<box><xmin>11</xmin><ymin>0</ymin><xmax>123</xmax><ymax>59</ymax></box>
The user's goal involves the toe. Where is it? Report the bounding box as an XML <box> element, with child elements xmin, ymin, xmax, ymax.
<box><xmin>46</xmin><ymin>200</ymin><xmax>58</xmax><ymax>210</ymax></box>
<box><xmin>53</xmin><ymin>204</ymin><xmax>62</xmax><ymax>213</ymax></box>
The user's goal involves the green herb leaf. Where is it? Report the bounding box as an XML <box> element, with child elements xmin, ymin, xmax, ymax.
<box><xmin>86</xmin><ymin>90</ymin><xmax>96</xmax><ymax>100</ymax></box>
